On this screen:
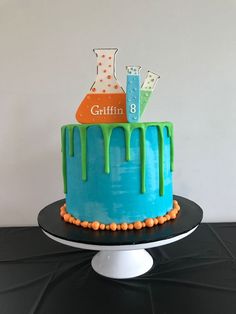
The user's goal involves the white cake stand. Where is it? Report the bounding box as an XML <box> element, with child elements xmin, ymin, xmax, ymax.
<box><xmin>42</xmin><ymin>226</ymin><xmax>198</xmax><ymax>279</ymax></box>
<box><xmin>38</xmin><ymin>196</ymin><xmax>203</xmax><ymax>279</ymax></box>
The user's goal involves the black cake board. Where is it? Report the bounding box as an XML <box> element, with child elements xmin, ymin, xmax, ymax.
<box><xmin>38</xmin><ymin>195</ymin><xmax>203</xmax><ymax>247</ymax></box>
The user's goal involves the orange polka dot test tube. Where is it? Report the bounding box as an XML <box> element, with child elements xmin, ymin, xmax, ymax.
<box><xmin>76</xmin><ymin>48</ymin><xmax>127</xmax><ymax>124</ymax></box>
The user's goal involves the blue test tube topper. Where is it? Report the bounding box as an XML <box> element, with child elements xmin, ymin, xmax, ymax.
<box><xmin>126</xmin><ymin>66</ymin><xmax>141</xmax><ymax>122</ymax></box>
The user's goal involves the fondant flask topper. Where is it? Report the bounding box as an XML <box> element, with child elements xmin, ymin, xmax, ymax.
<box><xmin>75</xmin><ymin>48</ymin><xmax>160</xmax><ymax>124</ymax></box>
<box><xmin>76</xmin><ymin>48</ymin><xmax>127</xmax><ymax>124</ymax></box>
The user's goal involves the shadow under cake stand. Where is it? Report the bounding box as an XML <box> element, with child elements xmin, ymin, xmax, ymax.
<box><xmin>38</xmin><ymin>195</ymin><xmax>203</xmax><ymax>279</ymax></box>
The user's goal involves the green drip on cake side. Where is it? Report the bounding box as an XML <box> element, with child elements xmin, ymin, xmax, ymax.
<box><xmin>61</xmin><ymin>126</ymin><xmax>67</xmax><ymax>193</ymax></box>
<box><xmin>61</xmin><ymin>122</ymin><xmax>174</xmax><ymax>196</ymax></box>
<box><xmin>79</xmin><ymin>125</ymin><xmax>88</xmax><ymax>181</ymax></box>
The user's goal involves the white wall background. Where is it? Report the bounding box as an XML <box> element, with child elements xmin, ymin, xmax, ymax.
<box><xmin>0</xmin><ymin>0</ymin><xmax>236</xmax><ymax>226</ymax></box>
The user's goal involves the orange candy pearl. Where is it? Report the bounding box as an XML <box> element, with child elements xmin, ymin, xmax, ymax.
<box><xmin>134</xmin><ymin>221</ymin><xmax>142</xmax><ymax>230</ymax></box>
<box><xmin>63</xmin><ymin>213</ymin><xmax>71</xmax><ymax>222</ymax></box>
<box><xmin>69</xmin><ymin>217</ymin><xmax>75</xmax><ymax>224</ymax></box>
<box><xmin>121</xmin><ymin>223</ymin><xmax>128</xmax><ymax>230</ymax></box>
<box><xmin>100</xmin><ymin>224</ymin><xmax>105</xmax><ymax>230</ymax></box>
<box><xmin>169</xmin><ymin>212</ymin><xmax>176</xmax><ymax>219</ymax></box>
<box><xmin>158</xmin><ymin>216</ymin><xmax>165</xmax><ymax>224</ymax></box>
<box><xmin>110</xmin><ymin>223</ymin><xmax>117</xmax><ymax>231</ymax></box>
<box><xmin>165</xmin><ymin>214</ymin><xmax>171</xmax><ymax>221</ymax></box>
<box><xmin>92</xmin><ymin>221</ymin><xmax>100</xmax><ymax>230</ymax></box>
<box><xmin>172</xmin><ymin>209</ymin><xmax>178</xmax><ymax>215</ymax></box>
<box><xmin>75</xmin><ymin>219</ymin><xmax>81</xmax><ymax>226</ymax></box>
<box><xmin>81</xmin><ymin>221</ymin><xmax>88</xmax><ymax>228</ymax></box>
<box><xmin>145</xmin><ymin>218</ymin><xmax>154</xmax><ymax>228</ymax></box>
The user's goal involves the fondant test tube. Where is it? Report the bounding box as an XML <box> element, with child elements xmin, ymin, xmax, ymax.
<box><xmin>126</xmin><ymin>66</ymin><xmax>141</xmax><ymax>122</ymax></box>
<box><xmin>140</xmin><ymin>71</ymin><xmax>160</xmax><ymax>116</ymax></box>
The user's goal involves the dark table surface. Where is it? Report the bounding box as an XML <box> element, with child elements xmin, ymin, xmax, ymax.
<box><xmin>0</xmin><ymin>223</ymin><xmax>236</xmax><ymax>314</ymax></box>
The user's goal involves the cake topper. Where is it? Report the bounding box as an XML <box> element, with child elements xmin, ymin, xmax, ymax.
<box><xmin>126</xmin><ymin>66</ymin><xmax>141</xmax><ymax>123</ymax></box>
<box><xmin>76</xmin><ymin>48</ymin><xmax>127</xmax><ymax>124</ymax></box>
<box><xmin>75</xmin><ymin>48</ymin><xmax>160</xmax><ymax>124</ymax></box>
<box><xmin>140</xmin><ymin>71</ymin><xmax>160</xmax><ymax>116</ymax></box>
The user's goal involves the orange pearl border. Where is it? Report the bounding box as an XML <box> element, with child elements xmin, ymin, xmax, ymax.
<box><xmin>59</xmin><ymin>200</ymin><xmax>180</xmax><ymax>231</ymax></box>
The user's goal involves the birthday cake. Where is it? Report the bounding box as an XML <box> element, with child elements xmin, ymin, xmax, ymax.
<box><xmin>60</xmin><ymin>48</ymin><xmax>180</xmax><ymax>231</ymax></box>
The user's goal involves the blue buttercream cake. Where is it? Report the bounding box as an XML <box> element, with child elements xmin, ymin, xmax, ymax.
<box><xmin>60</xmin><ymin>122</ymin><xmax>177</xmax><ymax>229</ymax></box>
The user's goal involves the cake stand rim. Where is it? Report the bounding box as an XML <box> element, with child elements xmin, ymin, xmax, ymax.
<box><xmin>40</xmin><ymin>225</ymin><xmax>199</xmax><ymax>251</ymax></box>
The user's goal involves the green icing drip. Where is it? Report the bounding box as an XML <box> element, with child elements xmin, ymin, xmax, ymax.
<box><xmin>79</xmin><ymin>126</ymin><xmax>88</xmax><ymax>181</ymax></box>
<box><xmin>61</xmin><ymin>126</ymin><xmax>67</xmax><ymax>193</ymax></box>
<box><xmin>165</xmin><ymin>124</ymin><xmax>174</xmax><ymax>171</ymax></box>
<box><xmin>140</xmin><ymin>126</ymin><xmax>146</xmax><ymax>193</ymax></box>
<box><xmin>61</xmin><ymin>122</ymin><xmax>174</xmax><ymax>196</ymax></box>
<box><xmin>157</xmin><ymin>125</ymin><xmax>164</xmax><ymax>196</ymax></box>
<box><xmin>124</xmin><ymin>125</ymin><xmax>131</xmax><ymax>161</ymax></box>
<box><xmin>140</xmin><ymin>90</ymin><xmax>152</xmax><ymax>116</ymax></box>
<box><xmin>68</xmin><ymin>126</ymin><xmax>75</xmax><ymax>157</ymax></box>
<box><xmin>101</xmin><ymin>125</ymin><xmax>113</xmax><ymax>174</ymax></box>
<box><xmin>170</xmin><ymin>127</ymin><xmax>174</xmax><ymax>171</ymax></box>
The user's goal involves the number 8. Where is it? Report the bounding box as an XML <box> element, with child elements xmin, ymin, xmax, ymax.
<box><xmin>130</xmin><ymin>104</ymin><xmax>136</xmax><ymax>113</ymax></box>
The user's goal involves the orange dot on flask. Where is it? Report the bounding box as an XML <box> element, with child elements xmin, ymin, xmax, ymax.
<box><xmin>109</xmin><ymin>65</ymin><xmax>112</xmax><ymax>67</ymax></box>
<box><xmin>103</xmin><ymin>69</ymin><xmax>107</xmax><ymax>73</ymax></box>
<box><xmin>108</xmin><ymin>84</ymin><xmax>111</xmax><ymax>87</ymax></box>
<box><xmin>102</xmin><ymin>89</ymin><xmax>106</xmax><ymax>93</ymax></box>
<box><xmin>109</xmin><ymin>56</ymin><xmax>112</xmax><ymax>59</ymax></box>
<box><xmin>114</xmin><ymin>85</ymin><xmax>118</xmax><ymax>89</ymax></box>
<box><xmin>98</xmin><ymin>62</ymin><xmax>102</xmax><ymax>66</ymax></box>
<box><xmin>102</xmin><ymin>54</ymin><xmax>105</xmax><ymax>58</ymax></box>
<box><xmin>107</xmin><ymin>75</ymin><xmax>112</xmax><ymax>79</ymax></box>
<box><xmin>100</xmin><ymin>79</ymin><xmax>103</xmax><ymax>82</ymax></box>
<box><xmin>92</xmin><ymin>87</ymin><xmax>96</xmax><ymax>92</ymax></box>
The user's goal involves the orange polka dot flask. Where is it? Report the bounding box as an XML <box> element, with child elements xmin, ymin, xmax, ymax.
<box><xmin>76</xmin><ymin>48</ymin><xmax>127</xmax><ymax>124</ymax></box>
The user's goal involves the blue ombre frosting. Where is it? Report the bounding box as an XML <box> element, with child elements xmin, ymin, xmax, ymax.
<box><xmin>61</xmin><ymin>123</ymin><xmax>174</xmax><ymax>224</ymax></box>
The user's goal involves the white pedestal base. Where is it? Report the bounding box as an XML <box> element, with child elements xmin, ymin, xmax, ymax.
<box><xmin>91</xmin><ymin>249</ymin><xmax>153</xmax><ymax>279</ymax></box>
<box><xmin>42</xmin><ymin>226</ymin><xmax>198</xmax><ymax>279</ymax></box>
